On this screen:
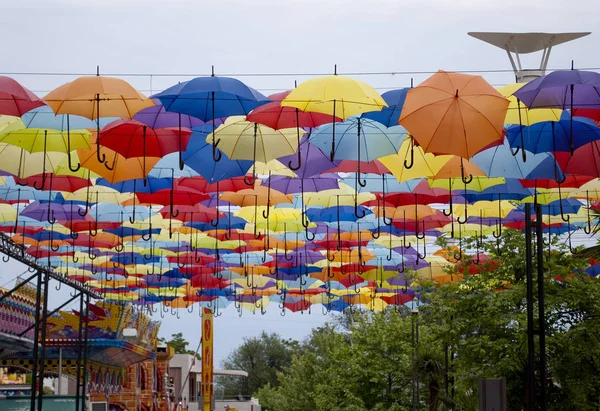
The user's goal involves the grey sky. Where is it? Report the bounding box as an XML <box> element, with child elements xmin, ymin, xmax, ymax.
<box><xmin>0</xmin><ymin>0</ymin><xmax>598</xmax><ymax>365</ymax></box>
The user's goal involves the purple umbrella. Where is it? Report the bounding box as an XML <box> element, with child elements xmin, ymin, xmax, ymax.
<box><xmin>21</xmin><ymin>201</ymin><xmax>86</xmax><ymax>224</ymax></box>
<box><xmin>266</xmin><ymin>175</ymin><xmax>339</xmax><ymax>194</ymax></box>
<box><xmin>513</xmin><ymin>69</ymin><xmax>600</xmax><ymax>153</ymax></box>
<box><xmin>514</xmin><ymin>70</ymin><xmax>600</xmax><ymax>110</ymax></box>
<box><xmin>278</xmin><ymin>249</ymin><xmax>325</xmax><ymax>265</ymax></box>
<box><xmin>278</xmin><ymin>136</ymin><xmax>338</xmax><ymax>178</ymax></box>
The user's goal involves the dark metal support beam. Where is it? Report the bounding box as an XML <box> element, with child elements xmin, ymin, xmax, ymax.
<box><xmin>536</xmin><ymin>204</ymin><xmax>547</xmax><ymax>410</ymax></box>
<box><xmin>0</xmin><ymin>232</ymin><xmax>101</xmax><ymax>299</ymax></box>
<box><xmin>82</xmin><ymin>294</ymin><xmax>90</xmax><ymax>411</ymax></box>
<box><xmin>75</xmin><ymin>293</ymin><xmax>84</xmax><ymax>411</ymax></box>
<box><xmin>36</xmin><ymin>271</ymin><xmax>50</xmax><ymax>411</ymax></box>
<box><xmin>29</xmin><ymin>271</ymin><xmax>42</xmax><ymax>411</ymax></box>
<box><xmin>525</xmin><ymin>203</ymin><xmax>535</xmax><ymax>410</ymax></box>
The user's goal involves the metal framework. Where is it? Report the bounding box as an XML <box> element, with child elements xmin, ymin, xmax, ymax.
<box><xmin>0</xmin><ymin>232</ymin><xmax>99</xmax><ymax>410</ymax></box>
<box><xmin>0</xmin><ymin>231</ymin><xmax>102</xmax><ymax>299</ymax></box>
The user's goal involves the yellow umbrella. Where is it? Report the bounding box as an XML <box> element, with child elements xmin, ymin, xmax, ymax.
<box><xmin>0</xmin><ymin>204</ymin><xmax>17</xmax><ymax>223</ymax></box>
<box><xmin>235</xmin><ymin>207</ymin><xmax>302</xmax><ymax>223</ymax></box>
<box><xmin>65</xmin><ymin>185</ymin><xmax>132</xmax><ymax>204</ymax></box>
<box><xmin>428</xmin><ymin>177</ymin><xmax>505</xmax><ymax>192</ymax></box>
<box><xmin>281</xmin><ymin>74</ymin><xmax>386</xmax><ymax>161</ymax></box>
<box><xmin>379</xmin><ymin>138</ymin><xmax>442</xmax><ymax>182</ymax></box>
<box><xmin>254</xmin><ymin>160</ymin><xmax>297</xmax><ymax>177</ymax></box>
<box><xmin>281</xmin><ymin>74</ymin><xmax>387</xmax><ymax>118</ymax></box>
<box><xmin>0</xmin><ymin>116</ymin><xmax>25</xmax><ymax>133</ymax></box>
<box><xmin>208</xmin><ymin>116</ymin><xmax>301</xmax><ymax>162</ymax></box>
<box><xmin>303</xmin><ymin>182</ymin><xmax>375</xmax><ymax>207</ymax></box>
<box><xmin>0</xmin><ymin>143</ymin><xmax>66</xmax><ymax>178</ymax></box>
<box><xmin>498</xmin><ymin>83</ymin><xmax>561</xmax><ymax>125</ymax></box>
<box><xmin>207</xmin><ymin>116</ymin><xmax>300</xmax><ymax>183</ymax></box>
<box><xmin>453</xmin><ymin>201</ymin><xmax>515</xmax><ymax>218</ymax></box>
<box><xmin>0</xmin><ymin>128</ymin><xmax>91</xmax><ymax>153</ymax></box>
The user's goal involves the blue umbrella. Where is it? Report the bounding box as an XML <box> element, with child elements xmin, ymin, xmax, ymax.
<box><xmin>361</xmin><ymin>88</ymin><xmax>409</xmax><ymax>127</ymax></box>
<box><xmin>505</xmin><ymin>112</ymin><xmax>600</xmax><ymax>154</ymax></box>
<box><xmin>471</xmin><ymin>139</ymin><xmax>564</xmax><ymax>181</ymax></box>
<box><xmin>182</xmin><ymin>125</ymin><xmax>253</xmax><ymax>182</ymax></box>
<box><xmin>154</xmin><ymin>75</ymin><xmax>270</xmax><ymax>161</ymax></box>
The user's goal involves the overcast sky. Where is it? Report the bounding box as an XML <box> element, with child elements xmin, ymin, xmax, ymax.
<box><xmin>0</xmin><ymin>0</ymin><xmax>598</xmax><ymax>366</ymax></box>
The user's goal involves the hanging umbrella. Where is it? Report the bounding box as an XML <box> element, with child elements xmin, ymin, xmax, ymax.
<box><xmin>361</xmin><ymin>88</ymin><xmax>410</xmax><ymax>127</ymax></box>
<box><xmin>497</xmin><ymin>83</ymin><xmax>561</xmax><ymax>126</ymax></box>
<box><xmin>281</xmin><ymin>71</ymin><xmax>387</xmax><ymax>161</ymax></box>
<box><xmin>76</xmin><ymin>133</ymin><xmax>161</xmax><ymax>183</ymax></box>
<box><xmin>0</xmin><ymin>144</ymin><xmax>66</xmax><ymax>179</ymax></box>
<box><xmin>399</xmin><ymin>70</ymin><xmax>509</xmax><ymax>158</ymax></box>
<box><xmin>182</xmin><ymin>125</ymin><xmax>253</xmax><ymax>183</ymax></box>
<box><xmin>43</xmin><ymin>73</ymin><xmax>154</xmax><ymax>167</ymax></box>
<box><xmin>513</xmin><ymin>69</ymin><xmax>600</xmax><ymax>154</ymax></box>
<box><xmin>205</xmin><ymin>116</ymin><xmax>301</xmax><ymax>184</ymax></box>
<box><xmin>0</xmin><ymin>76</ymin><xmax>45</xmax><ymax>116</ymax></box>
<box><xmin>505</xmin><ymin>112</ymin><xmax>600</xmax><ymax>154</ymax></box>
<box><xmin>246</xmin><ymin>90</ymin><xmax>341</xmax><ymax>169</ymax></box>
<box><xmin>99</xmin><ymin>119</ymin><xmax>192</xmax><ymax>158</ymax></box>
<box><xmin>153</xmin><ymin>72</ymin><xmax>270</xmax><ymax>161</ymax></box>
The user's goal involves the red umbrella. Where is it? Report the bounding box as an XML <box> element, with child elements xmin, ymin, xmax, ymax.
<box><xmin>519</xmin><ymin>175</ymin><xmax>594</xmax><ymax>189</ymax></box>
<box><xmin>167</xmin><ymin>252</ymin><xmax>216</xmax><ymax>266</ymax></box>
<box><xmin>328</xmin><ymin>159</ymin><xmax>391</xmax><ymax>175</ymax></box>
<box><xmin>247</xmin><ymin>90</ymin><xmax>339</xmax><ymax>129</ymax></box>
<box><xmin>176</xmin><ymin>176</ymin><xmax>249</xmax><ymax>193</ymax></box>
<box><xmin>158</xmin><ymin>204</ymin><xmax>223</xmax><ymax>223</ymax></box>
<box><xmin>0</xmin><ymin>76</ymin><xmax>45</xmax><ymax>116</ymax></box>
<box><xmin>13</xmin><ymin>174</ymin><xmax>92</xmax><ymax>192</ymax></box>
<box><xmin>99</xmin><ymin>119</ymin><xmax>192</xmax><ymax>158</ymax></box>
<box><xmin>136</xmin><ymin>189</ymin><xmax>210</xmax><ymax>206</ymax></box>
<box><xmin>555</xmin><ymin>141</ymin><xmax>600</xmax><ymax>178</ymax></box>
<box><xmin>572</xmin><ymin>108</ymin><xmax>600</xmax><ymax>122</ymax></box>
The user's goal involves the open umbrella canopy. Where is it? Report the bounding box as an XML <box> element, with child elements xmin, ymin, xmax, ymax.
<box><xmin>153</xmin><ymin>76</ymin><xmax>270</xmax><ymax>120</ymax></box>
<box><xmin>0</xmin><ymin>70</ymin><xmax>597</xmax><ymax>313</ymax></box>
<box><xmin>205</xmin><ymin>116</ymin><xmax>301</xmax><ymax>163</ymax></box>
<box><xmin>281</xmin><ymin>74</ymin><xmax>387</xmax><ymax>118</ymax></box>
<box><xmin>400</xmin><ymin>70</ymin><xmax>509</xmax><ymax>158</ymax></box>
<box><xmin>44</xmin><ymin>76</ymin><xmax>154</xmax><ymax>119</ymax></box>
<box><xmin>0</xmin><ymin>76</ymin><xmax>45</xmax><ymax>116</ymax></box>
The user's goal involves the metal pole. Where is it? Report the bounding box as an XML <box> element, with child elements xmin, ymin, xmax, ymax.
<box><xmin>525</xmin><ymin>203</ymin><xmax>536</xmax><ymax>410</ymax></box>
<box><xmin>29</xmin><ymin>271</ymin><xmax>43</xmax><ymax>411</ymax></box>
<box><xmin>82</xmin><ymin>294</ymin><xmax>90</xmax><ymax>411</ymax></box>
<box><xmin>536</xmin><ymin>204</ymin><xmax>547</xmax><ymax>410</ymax></box>
<box><xmin>75</xmin><ymin>293</ymin><xmax>84</xmax><ymax>411</ymax></box>
<box><xmin>412</xmin><ymin>314</ymin><xmax>416</xmax><ymax>411</ymax></box>
<box><xmin>416</xmin><ymin>317</ymin><xmax>419</xmax><ymax>410</ymax></box>
<box><xmin>58</xmin><ymin>347</ymin><xmax>63</xmax><ymax>395</ymax></box>
<box><xmin>36</xmin><ymin>271</ymin><xmax>50</xmax><ymax>411</ymax></box>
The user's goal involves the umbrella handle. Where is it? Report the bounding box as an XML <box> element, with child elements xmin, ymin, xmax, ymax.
<box><xmin>66</xmin><ymin>116</ymin><xmax>81</xmax><ymax>172</ymax></box>
<box><xmin>212</xmin><ymin>138</ymin><xmax>222</xmax><ymax>162</ymax></box>
<box><xmin>404</xmin><ymin>137</ymin><xmax>415</xmax><ymax>169</ymax></box>
<box><xmin>584</xmin><ymin>191</ymin><xmax>593</xmax><ymax>235</ymax></box>
<box><xmin>305</xmin><ymin>226</ymin><xmax>315</xmax><ymax>241</ymax></box>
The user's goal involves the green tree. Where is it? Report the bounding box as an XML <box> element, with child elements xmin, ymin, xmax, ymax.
<box><xmin>255</xmin><ymin>229</ymin><xmax>600</xmax><ymax>411</ymax></box>
<box><xmin>160</xmin><ymin>332</ymin><xmax>200</xmax><ymax>358</ymax></box>
<box><xmin>219</xmin><ymin>331</ymin><xmax>298</xmax><ymax>396</ymax></box>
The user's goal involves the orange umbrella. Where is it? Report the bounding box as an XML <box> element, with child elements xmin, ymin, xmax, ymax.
<box><xmin>76</xmin><ymin>133</ymin><xmax>160</xmax><ymax>183</ymax></box>
<box><xmin>399</xmin><ymin>70</ymin><xmax>509</xmax><ymax>158</ymax></box>
<box><xmin>220</xmin><ymin>185</ymin><xmax>293</xmax><ymax>207</ymax></box>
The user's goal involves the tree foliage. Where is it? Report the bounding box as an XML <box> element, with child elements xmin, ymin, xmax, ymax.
<box><xmin>250</xmin><ymin>229</ymin><xmax>600</xmax><ymax>411</ymax></box>
<box><xmin>218</xmin><ymin>331</ymin><xmax>298</xmax><ymax>396</ymax></box>
<box><xmin>159</xmin><ymin>332</ymin><xmax>200</xmax><ymax>358</ymax></box>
